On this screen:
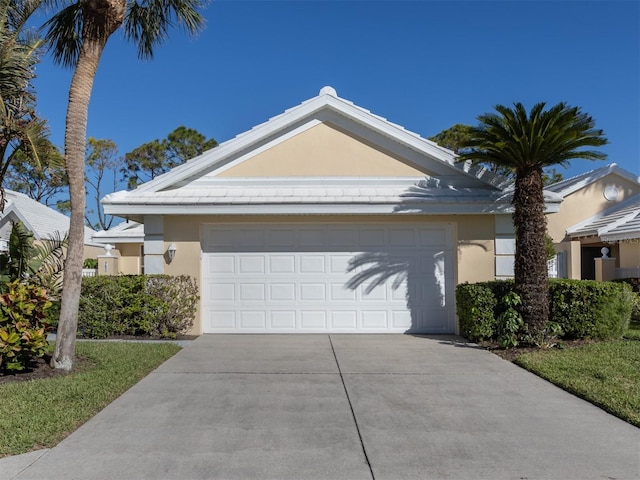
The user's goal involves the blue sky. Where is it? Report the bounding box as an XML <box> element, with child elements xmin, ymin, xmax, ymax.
<box><xmin>33</xmin><ymin>0</ymin><xmax>639</xmax><ymax>194</ymax></box>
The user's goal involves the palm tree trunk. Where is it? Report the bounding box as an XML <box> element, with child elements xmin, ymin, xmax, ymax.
<box><xmin>51</xmin><ymin>1</ymin><xmax>125</xmax><ymax>370</ymax></box>
<box><xmin>512</xmin><ymin>167</ymin><xmax>549</xmax><ymax>334</ymax></box>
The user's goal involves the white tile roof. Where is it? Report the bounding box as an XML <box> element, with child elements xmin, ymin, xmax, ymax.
<box><xmin>0</xmin><ymin>190</ymin><xmax>97</xmax><ymax>244</ymax></box>
<box><xmin>567</xmin><ymin>193</ymin><xmax>640</xmax><ymax>241</ymax></box>
<box><xmin>546</xmin><ymin>163</ymin><xmax>640</xmax><ymax>197</ymax></box>
<box><xmin>92</xmin><ymin>221</ymin><xmax>144</xmax><ymax>244</ymax></box>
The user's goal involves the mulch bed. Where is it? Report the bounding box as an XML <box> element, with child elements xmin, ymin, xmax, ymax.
<box><xmin>0</xmin><ymin>354</ymin><xmax>93</xmax><ymax>385</ymax></box>
<box><xmin>480</xmin><ymin>338</ymin><xmax>599</xmax><ymax>362</ymax></box>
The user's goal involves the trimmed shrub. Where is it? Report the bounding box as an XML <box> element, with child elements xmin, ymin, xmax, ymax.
<box><xmin>455</xmin><ymin>282</ymin><xmax>497</xmax><ymax>342</ymax></box>
<box><xmin>78</xmin><ymin>275</ymin><xmax>199</xmax><ymax>339</ymax></box>
<box><xmin>456</xmin><ymin>278</ymin><xmax>633</xmax><ymax>343</ymax></box>
<box><xmin>549</xmin><ymin>279</ymin><xmax>632</xmax><ymax>340</ymax></box>
<box><xmin>0</xmin><ymin>281</ymin><xmax>53</xmax><ymax>371</ymax></box>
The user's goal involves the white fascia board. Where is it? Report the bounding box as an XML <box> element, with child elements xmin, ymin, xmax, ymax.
<box><xmin>104</xmin><ymin>201</ymin><xmax>517</xmax><ymax>216</ymax></box>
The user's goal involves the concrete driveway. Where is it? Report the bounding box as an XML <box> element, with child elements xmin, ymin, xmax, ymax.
<box><xmin>6</xmin><ymin>335</ymin><xmax>640</xmax><ymax>480</ymax></box>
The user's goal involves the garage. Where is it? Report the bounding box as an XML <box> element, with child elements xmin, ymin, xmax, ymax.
<box><xmin>201</xmin><ymin>223</ymin><xmax>455</xmax><ymax>333</ymax></box>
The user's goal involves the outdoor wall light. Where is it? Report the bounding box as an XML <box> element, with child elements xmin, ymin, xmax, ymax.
<box><xmin>167</xmin><ymin>243</ymin><xmax>177</xmax><ymax>262</ymax></box>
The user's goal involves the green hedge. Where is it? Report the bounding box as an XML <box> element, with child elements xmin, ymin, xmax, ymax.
<box><xmin>78</xmin><ymin>275</ymin><xmax>199</xmax><ymax>338</ymax></box>
<box><xmin>456</xmin><ymin>279</ymin><xmax>633</xmax><ymax>342</ymax></box>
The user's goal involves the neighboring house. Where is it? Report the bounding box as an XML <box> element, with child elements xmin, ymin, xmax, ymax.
<box><xmin>546</xmin><ymin>164</ymin><xmax>640</xmax><ymax>281</ymax></box>
<box><xmin>92</xmin><ymin>221</ymin><xmax>145</xmax><ymax>274</ymax></box>
<box><xmin>102</xmin><ymin>86</ymin><xmax>562</xmax><ymax>335</ymax></box>
<box><xmin>0</xmin><ymin>189</ymin><xmax>101</xmax><ymax>259</ymax></box>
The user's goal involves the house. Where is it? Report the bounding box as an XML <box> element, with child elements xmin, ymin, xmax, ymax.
<box><xmin>102</xmin><ymin>86</ymin><xmax>562</xmax><ymax>335</ymax></box>
<box><xmin>546</xmin><ymin>164</ymin><xmax>640</xmax><ymax>281</ymax></box>
<box><xmin>92</xmin><ymin>221</ymin><xmax>145</xmax><ymax>274</ymax></box>
<box><xmin>0</xmin><ymin>189</ymin><xmax>101</xmax><ymax>259</ymax></box>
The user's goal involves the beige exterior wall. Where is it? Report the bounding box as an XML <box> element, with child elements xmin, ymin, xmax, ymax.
<box><xmin>162</xmin><ymin>214</ymin><xmax>497</xmax><ymax>335</ymax></box>
<box><xmin>547</xmin><ymin>175</ymin><xmax>640</xmax><ymax>243</ymax></box>
<box><xmin>218</xmin><ymin>123</ymin><xmax>428</xmax><ymax>178</ymax></box>
<box><xmin>117</xmin><ymin>243</ymin><xmax>143</xmax><ymax>275</ymax></box>
<box><xmin>83</xmin><ymin>244</ymin><xmax>104</xmax><ymax>261</ymax></box>
<box><xmin>619</xmin><ymin>241</ymin><xmax>640</xmax><ymax>269</ymax></box>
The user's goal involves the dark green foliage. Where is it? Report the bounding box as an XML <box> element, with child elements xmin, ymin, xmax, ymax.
<box><xmin>549</xmin><ymin>279</ymin><xmax>632</xmax><ymax>340</ymax></box>
<box><xmin>0</xmin><ymin>281</ymin><xmax>53</xmax><ymax>371</ymax></box>
<box><xmin>455</xmin><ymin>283</ymin><xmax>497</xmax><ymax>341</ymax></box>
<box><xmin>495</xmin><ymin>291</ymin><xmax>524</xmax><ymax>348</ymax></box>
<box><xmin>78</xmin><ymin>275</ymin><xmax>199</xmax><ymax>339</ymax></box>
<box><xmin>457</xmin><ymin>279</ymin><xmax>633</xmax><ymax>343</ymax></box>
<box><xmin>83</xmin><ymin>258</ymin><xmax>98</xmax><ymax>269</ymax></box>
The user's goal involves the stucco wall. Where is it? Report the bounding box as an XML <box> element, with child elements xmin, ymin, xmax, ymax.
<box><xmin>218</xmin><ymin>123</ymin><xmax>428</xmax><ymax>178</ymax></box>
<box><xmin>619</xmin><ymin>241</ymin><xmax>640</xmax><ymax>269</ymax></box>
<box><xmin>162</xmin><ymin>214</ymin><xmax>496</xmax><ymax>335</ymax></box>
<box><xmin>547</xmin><ymin>175</ymin><xmax>640</xmax><ymax>243</ymax></box>
<box><xmin>117</xmin><ymin>243</ymin><xmax>143</xmax><ymax>275</ymax></box>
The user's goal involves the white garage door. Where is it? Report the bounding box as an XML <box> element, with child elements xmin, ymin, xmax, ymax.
<box><xmin>201</xmin><ymin>224</ymin><xmax>455</xmax><ymax>333</ymax></box>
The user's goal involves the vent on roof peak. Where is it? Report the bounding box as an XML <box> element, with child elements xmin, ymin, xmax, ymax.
<box><xmin>319</xmin><ymin>86</ymin><xmax>337</xmax><ymax>97</ymax></box>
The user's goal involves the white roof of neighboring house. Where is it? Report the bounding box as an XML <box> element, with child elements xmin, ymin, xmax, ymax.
<box><xmin>567</xmin><ymin>193</ymin><xmax>640</xmax><ymax>241</ymax></box>
<box><xmin>92</xmin><ymin>221</ymin><xmax>144</xmax><ymax>244</ymax></box>
<box><xmin>546</xmin><ymin>163</ymin><xmax>640</xmax><ymax>197</ymax></box>
<box><xmin>0</xmin><ymin>190</ymin><xmax>97</xmax><ymax>245</ymax></box>
<box><xmin>103</xmin><ymin>86</ymin><xmax>564</xmax><ymax>221</ymax></box>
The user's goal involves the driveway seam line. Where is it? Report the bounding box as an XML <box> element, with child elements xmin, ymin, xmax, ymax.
<box><xmin>328</xmin><ymin>335</ymin><xmax>375</xmax><ymax>480</ymax></box>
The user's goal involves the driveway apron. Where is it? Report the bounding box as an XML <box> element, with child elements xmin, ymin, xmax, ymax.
<box><xmin>8</xmin><ymin>335</ymin><xmax>640</xmax><ymax>480</ymax></box>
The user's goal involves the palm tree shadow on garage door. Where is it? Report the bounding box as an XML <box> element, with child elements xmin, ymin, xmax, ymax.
<box><xmin>345</xmin><ymin>247</ymin><xmax>448</xmax><ymax>334</ymax></box>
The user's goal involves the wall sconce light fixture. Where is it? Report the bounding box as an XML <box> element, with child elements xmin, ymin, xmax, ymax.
<box><xmin>167</xmin><ymin>243</ymin><xmax>177</xmax><ymax>262</ymax></box>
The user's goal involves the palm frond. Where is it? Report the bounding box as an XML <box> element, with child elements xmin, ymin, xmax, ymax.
<box><xmin>43</xmin><ymin>2</ymin><xmax>83</xmax><ymax>68</ymax></box>
<box><xmin>31</xmin><ymin>230</ymin><xmax>67</xmax><ymax>293</ymax></box>
<box><xmin>124</xmin><ymin>0</ymin><xmax>205</xmax><ymax>59</ymax></box>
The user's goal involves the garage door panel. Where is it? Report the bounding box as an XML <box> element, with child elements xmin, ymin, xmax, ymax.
<box><xmin>269</xmin><ymin>255</ymin><xmax>295</xmax><ymax>274</ymax></box>
<box><xmin>270</xmin><ymin>311</ymin><xmax>296</xmax><ymax>329</ymax></box>
<box><xmin>299</xmin><ymin>229</ymin><xmax>326</xmax><ymax>247</ymax></box>
<box><xmin>330</xmin><ymin>283</ymin><xmax>357</xmax><ymax>301</ymax></box>
<box><xmin>208</xmin><ymin>255</ymin><xmax>235</xmax><ymax>274</ymax></box>
<box><xmin>270</xmin><ymin>284</ymin><xmax>296</xmax><ymax>301</ymax></box>
<box><xmin>330</xmin><ymin>311</ymin><xmax>357</xmax><ymax>329</ymax></box>
<box><xmin>239</xmin><ymin>284</ymin><xmax>265</xmax><ymax>301</ymax></box>
<box><xmin>300</xmin><ymin>255</ymin><xmax>326</xmax><ymax>273</ymax></box>
<box><xmin>301</xmin><ymin>311</ymin><xmax>326</xmax><ymax>329</ymax></box>
<box><xmin>300</xmin><ymin>283</ymin><xmax>327</xmax><ymax>301</ymax></box>
<box><xmin>209</xmin><ymin>283</ymin><xmax>235</xmax><ymax>301</ymax></box>
<box><xmin>202</xmin><ymin>223</ymin><xmax>455</xmax><ymax>333</ymax></box>
<box><xmin>361</xmin><ymin>311</ymin><xmax>388</xmax><ymax>329</ymax></box>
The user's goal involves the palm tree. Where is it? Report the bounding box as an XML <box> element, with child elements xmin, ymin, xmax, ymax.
<box><xmin>0</xmin><ymin>0</ymin><xmax>50</xmax><ymax>210</ymax></box>
<box><xmin>459</xmin><ymin>102</ymin><xmax>608</xmax><ymax>335</ymax></box>
<box><xmin>43</xmin><ymin>0</ymin><xmax>206</xmax><ymax>370</ymax></box>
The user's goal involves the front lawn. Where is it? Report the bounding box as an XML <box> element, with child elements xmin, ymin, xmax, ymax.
<box><xmin>515</xmin><ymin>334</ymin><xmax>640</xmax><ymax>428</ymax></box>
<box><xmin>0</xmin><ymin>342</ymin><xmax>180</xmax><ymax>457</ymax></box>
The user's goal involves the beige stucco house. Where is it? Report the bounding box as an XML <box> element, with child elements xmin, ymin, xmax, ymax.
<box><xmin>546</xmin><ymin>164</ymin><xmax>640</xmax><ymax>281</ymax></box>
<box><xmin>101</xmin><ymin>86</ymin><xmax>568</xmax><ymax>335</ymax></box>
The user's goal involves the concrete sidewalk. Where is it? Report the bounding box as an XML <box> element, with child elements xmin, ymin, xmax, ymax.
<box><xmin>5</xmin><ymin>335</ymin><xmax>640</xmax><ymax>480</ymax></box>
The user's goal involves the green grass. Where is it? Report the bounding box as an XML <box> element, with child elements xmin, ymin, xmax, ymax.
<box><xmin>0</xmin><ymin>342</ymin><xmax>180</xmax><ymax>457</ymax></box>
<box><xmin>516</xmin><ymin>337</ymin><xmax>640</xmax><ymax>427</ymax></box>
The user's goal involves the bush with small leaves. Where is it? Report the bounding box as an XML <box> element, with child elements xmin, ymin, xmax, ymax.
<box><xmin>78</xmin><ymin>275</ymin><xmax>199</xmax><ymax>338</ymax></box>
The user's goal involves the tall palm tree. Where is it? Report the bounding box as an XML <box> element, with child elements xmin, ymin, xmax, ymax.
<box><xmin>459</xmin><ymin>102</ymin><xmax>608</xmax><ymax>335</ymax></box>
<box><xmin>43</xmin><ymin>0</ymin><xmax>206</xmax><ymax>370</ymax></box>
